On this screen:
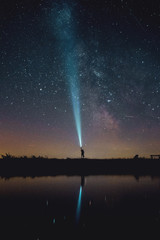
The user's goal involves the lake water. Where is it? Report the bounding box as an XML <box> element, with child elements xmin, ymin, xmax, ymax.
<box><xmin>0</xmin><ymin>175</ymin><xmax>160</xmax><ymax>239</ymax></box>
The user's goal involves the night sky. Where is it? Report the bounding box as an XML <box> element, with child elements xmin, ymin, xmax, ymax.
<box><xmin>0</xmin><ymin>0</ymin><xmax>160</xmax><ymax>158</ymax></box>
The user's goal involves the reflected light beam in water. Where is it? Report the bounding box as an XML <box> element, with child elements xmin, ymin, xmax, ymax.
<box><xmin>76</xmin><ymin>186</ymin><xmax>82</xmax><ymax>223</ymax></box>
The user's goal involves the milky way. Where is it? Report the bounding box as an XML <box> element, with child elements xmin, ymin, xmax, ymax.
<box><xmin>0</xmin><ymin>0</ymin><xmax>160</xmax><ymax>158</ymax></box>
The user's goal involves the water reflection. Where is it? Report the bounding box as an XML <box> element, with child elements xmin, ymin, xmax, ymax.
<box><xmin>0</xmin><ymin>175</ymin><xmax>160</xmax><ymax>238</ymax></box>
<box><xmin>76</xmin><ymin>185</ymin><xmax>82</xmax><ymax>223</ymax></box>
<box><xmin>76</xmin><ymin>176</ymin><xmax>85</xmax><ymax>223</ymax></box>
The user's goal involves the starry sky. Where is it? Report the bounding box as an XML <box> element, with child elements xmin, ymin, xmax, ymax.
<box><xmin>0</xmin><ymin>0</ymin><xmax>160</xmax><ymax>158</ymax></box>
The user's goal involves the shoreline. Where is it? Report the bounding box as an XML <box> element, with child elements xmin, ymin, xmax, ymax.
<box><xmin>0</xmin><ymin>157</ymin><xmax>160</xmax><ymax>178</ymax></box>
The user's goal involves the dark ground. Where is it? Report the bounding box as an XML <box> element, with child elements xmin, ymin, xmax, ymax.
<box><xmin>0</xmin><ymin>156</ymin><xmax>160</xmax><ymax>178</ymax></box>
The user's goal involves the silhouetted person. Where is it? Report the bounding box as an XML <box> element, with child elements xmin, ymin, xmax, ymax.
<box><xmin>81</xmin><ymin>147</ymin><xmax>85</xmax><ymax>158</ymax></box>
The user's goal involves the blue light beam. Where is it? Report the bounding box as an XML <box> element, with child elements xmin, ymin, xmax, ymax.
<box><xmin>76</xmin><ymin>186</ymin><xmax>82</xmax><ymax>223</ymax></box>
<box><xmin>54</xmin><ymin>4</ymin><xmax>82</xmax><ymax>147</ymax></box>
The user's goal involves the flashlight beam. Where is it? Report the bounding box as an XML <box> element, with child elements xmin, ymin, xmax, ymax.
<box><xmin>54</xmin><ymin>4</ymin><xmax>82</xmax><ymax>147</ymax></box>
